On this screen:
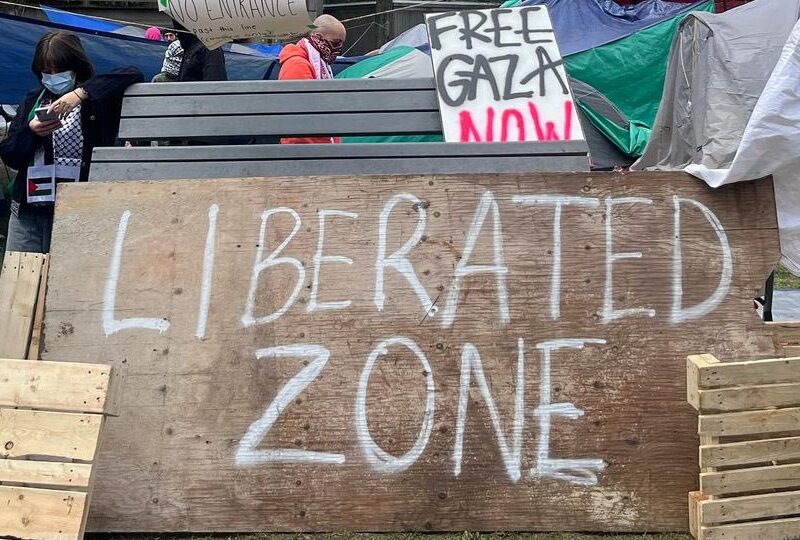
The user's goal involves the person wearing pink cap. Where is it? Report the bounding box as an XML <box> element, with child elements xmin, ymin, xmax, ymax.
<box><xmin>145</xmin><ymin>27</ymin><xmax>162</xmax><ymax>41</ymax></box>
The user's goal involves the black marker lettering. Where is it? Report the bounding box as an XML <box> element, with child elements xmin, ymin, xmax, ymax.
<box><xmin>453</xmin><ymin>54</ymin><xmax>501</xmax><ymax>103</ymax></box>
<box><xmin>427</xmin><ymin>12</ymin><xmax>458</xmax><ymax>51</ymax></box>
<box><xmin>516</xmin><ymin>6</ymin><xmax>554</xmax><ymax>44</ymax></box>
<box><xmin>458</xmin><ymin>10</ymin><xmax>491</xmax><ymax>49</ymax></box>
<box><xmin>436</xmin><ymin>54</ymin><xmax>473</xmax><ymax>107</ymax></box>
<box><xmin>520</xmin><ymin>46</ymin><xmax>568</xmax><ymax>96</ymax></box>
<box><xmin>487</xmin><ymin>9</ymin><xmax>518</xmax><ymax>48</ymax></box>
<box><xmin>490</xmin><ymin>55</ymin><xmax>533</xmax><ymax>100</ymax></box>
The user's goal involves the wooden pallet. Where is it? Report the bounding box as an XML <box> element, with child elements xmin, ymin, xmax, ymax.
<box><xmin>0</xmin><ymin>251</ymin><xmax>49</xmax><ymax>359</ymax></box>
<box><xmin>0</xmin><ymin>358</ymin><xmax>119</xmax><ymax>540</ymax></box>
<box><xmin>688</xmin><ymin>353</ymin><xmax>800</xmax><ymax>540</ymax></box>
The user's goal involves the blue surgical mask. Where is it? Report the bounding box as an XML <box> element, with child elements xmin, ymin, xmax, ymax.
<box><xmin>42</xmin><ymin>71</ymin><xmax>76</xmax><ymax>95</ymax></box>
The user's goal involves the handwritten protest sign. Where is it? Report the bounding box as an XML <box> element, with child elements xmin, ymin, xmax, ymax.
<box><xmin>159</xmin><ymin>0</ymin><xmax>314</xmax><ymax>48</ymax></box>
<box><xmin>426</xmin><ymin>7</ymin><xmax>584</xmax><ymax>143</ymax></box>
<box><xmin>43</xmin><ymin>173</ymin><xmax>779</xmax><ymax>532</ymax></box>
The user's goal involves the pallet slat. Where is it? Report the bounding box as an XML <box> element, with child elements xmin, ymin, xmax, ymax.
<box><xmin>689</xmin><ymin>354</ymin><xmax>800</xmax><ymax>389</ymax></box>
<box><xmin>0</xmin><ymin>408</ymin><xmax>103</xmax><ymax>461</ymax></box>
<box><xmin>702</xmin><ymin>516</ymin><xmax>800</xmax><ymax>540</ymax></box>
<box><xmin>698</xmin><ymin>407</ymin><xmax>800</xmax><ymax>437</ymax></box>
<box><xmin>701</xmin><ymin>436</ymin><xmax>800</xmax><ymax>468</ymax></box>
<box><xmin>700</xmin><ymin>462</ymin><xmax>800</xmax><ymax>496</ymax></box>
<box><xmin>0</xmin><ymin>485</ymin><xmax>87</xmax><ymax>540</ymax></box>
<box><xmin>0</xmin><ymin>252</ymin><xmax>46</xmax><ymax>358</ymax></box>
<box><xmin>699</xmin><ymin>489</ymin><xmax>800</xmax><ymax>524</ymax></box>
<box><xmin>696</xmin><ymin>382</ymin><xmax>800</xmax><ymax>413</ymax></box>
<box><xmin>0</xmin><ymin>459</ymin><xmax>92</xmax><ymax>488</ymax></box>
<box><xmin>0</xmin><ymin>358</ymin><xmax>113</xmax><ymax>413</ymax></box>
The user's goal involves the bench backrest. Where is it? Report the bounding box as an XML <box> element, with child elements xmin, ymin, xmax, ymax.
<box><xmin>119</xmin><ymin>78</ymin><xmax>443</xmax><ymax>140</ymax></box>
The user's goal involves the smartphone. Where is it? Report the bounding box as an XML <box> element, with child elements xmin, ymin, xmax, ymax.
<box><xmin>34</xmin><ymin>106</ymin><xmax>59</xmax><ymax>123</ymax></box>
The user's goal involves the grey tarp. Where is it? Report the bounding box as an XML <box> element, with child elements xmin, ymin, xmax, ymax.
<box><xmin>633</xmin><ymin>0</ymin><xmax>800</xmax><ymax>170</ymax></box>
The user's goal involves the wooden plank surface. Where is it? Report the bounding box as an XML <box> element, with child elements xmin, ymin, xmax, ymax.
<box><xmin>701</xmin><ymin>462</ymin><xmax>800</xmax><ymax>496</ymax></box>
<box><xmin>0</xmin><ymin>408</ymin><xmax>103</xmax><ymax>461</ymax></box>
<box><xmin>89</xmin><ymin>155</ymin><xmax>591</xmax><ymax>182</ymax></box>
<box><xmin>699</xmin><ymin>407</ymin><xmax>800</xmax><ymax>437</ymax></box>
<box><xmin>42</xmin><ymin>172</ymin><xmax>779</xmax><ymax>532</ymax></box>
<box><xmin>119</xmin><ymin>112</ymin><xmax>444</xmax><ymax>139</ymax></box>
<box><xmin>121</xmin><ymin>90</ymin><xmax>440</xmax><ymax>117</ymax></box>
<box><xmin>123</xmin><ymin>78</ymin><xmax>437</xmax><ymax>96</ymax></box>
<box><xmin>0</xmin><ymin>358</ymin><xmax>113</xmax><ymax>414</ymax></box>
<box><xmin>0</xmin><ymin>459</ymin><xmax>92</xmax><ymax>488</ymax></box>
<box><xmin>0</xmin><ymin>485</ymin><xmax>86</xmax><ymax>540</ymax></box>
<box><xmin>27</xmin><ymin>254</ymin><xmax>50</xmax><ymax>360</ymax></box>
<box><xmin>692</xmin><ymin>355</ymin><xmax>800</xmax><ymax>388</ymax></box>
<box><xmin>702</xmin><ymin>516</ymin><xmax>800</xmax><ymax>540</ymax></box>
<box><xmin>0</xmin><ymin>251</ymin><xmax>46</xmax><ymax>358</ymax></box>
<box><xmin>701</xmin><ymin>436</ymin><xmax>800</xmax><ymax>468</ymax></box>
<box><xmin>699</xmin><ymin>489</ymin><xmax>800</xmax><ymax>524</ymax></box>
<box><xmin>696</xmin><ymin>382</ymin><xmax>800</xmax><ymax>412</ymax></box>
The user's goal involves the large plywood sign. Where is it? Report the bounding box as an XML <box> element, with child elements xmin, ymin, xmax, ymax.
<box><xmin>426</xmin><ymin>7</ymin><xmax>584</xmax><ymax>143</ymax></box>
<box><xmin>43</xmin><ymin>173</ymin><xmax>778</xmax><ymax>532</ymax></box>
<box><xmin>159</xmin><ymin>0</ymin><xmax>312</xmax><ymax>49</ymax></box>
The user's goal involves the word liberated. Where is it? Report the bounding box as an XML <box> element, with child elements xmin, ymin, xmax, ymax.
<box><xmin>161</xmin><ymin>0</ymin><xmax>310</xmax><ymax>48</ymax></box>
<box><xmin>426</xmin><ymin>7</ymin><xmax>584</xmax><ymax>143</ymax></box>
<box><xmin>235</xmin><ymin>337</ymin><xmax>607</xmax><ymax>486</ymax></box>
<box><xmin>101</xmin><ymin>191</ymin><xmax>731</xmax><ymax>338</ymax></box>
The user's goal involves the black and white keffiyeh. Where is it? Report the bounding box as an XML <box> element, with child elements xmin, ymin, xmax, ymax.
<box><xmin>52</xmin><ymin>103</ymin><xmax>83</xmax><ymax>167</ymax></box>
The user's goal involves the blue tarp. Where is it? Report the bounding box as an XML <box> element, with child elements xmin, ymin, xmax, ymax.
<box><xmin>41</xmin><ymin>6</ymin><xmax>124</xmax><ymax>33</ymax></box>
<box><xmin>510</xmin><ymin>0</ymin><xmax>709</xmax><ymax>56</ymax></box>
<box><xmin>0</xmin><ymin>13</ymin><xmax>277</xmax><ymax>104</ymax></box>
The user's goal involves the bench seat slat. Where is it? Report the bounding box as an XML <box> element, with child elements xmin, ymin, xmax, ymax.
<box><xmin>119</xmin><ymin>112</ymin><xmax>443</xmax><ymax>139</ymax></box>
<box><xmin>90</xmin><ymin>155</ymin><xmax>590</xmax><ymax>182</ymax></box>
<box><xmin>94</xmin><ymin>141</ymin><xmax>587</xmax><ymax>161</ymax></box>
<box><xmin>122</xmin><ymin>90</ymin><xmax>439</xmax><ymax>117</ymax></box>
<box><xmin>123</xmin><ymin>78</ymin><xmax>436</xmax><ymax>96</ymax></box>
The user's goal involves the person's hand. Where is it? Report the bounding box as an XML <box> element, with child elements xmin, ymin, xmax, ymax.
<box><xmin>49</xmin><ymin>88</ymin><xmax>88</xmax><ymax>120</ymax></box>
<box><xmin>29</xmin><ymin>117</ymin><xmax>62</xmax><ymax>137</ymax></box>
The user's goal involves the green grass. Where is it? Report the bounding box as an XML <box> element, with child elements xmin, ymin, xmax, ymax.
<box><xmin>775</xmin><ymin>265</ymin><xmax>800</xmax><ymax>289</ymax></box>
<box><xmin>92</xmin><ymin>533</ymin><xmax>692</xmax><ymax>540</ymax></box>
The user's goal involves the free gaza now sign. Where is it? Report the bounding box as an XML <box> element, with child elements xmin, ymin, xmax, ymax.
<box><xmin>426</xmin><ymin>7</ymin><xmax>584</xmax><ymax>143</ymax></box>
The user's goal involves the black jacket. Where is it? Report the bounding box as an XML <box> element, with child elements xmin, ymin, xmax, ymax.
<box><xmin>177</xmin><ymin>31</ymin><xmax>227</xmax><ymax>82</ymax></box>
<box><xmin>0</xmin><ymin>67</ymin><xmax>143</xmax><ymax>214</ymax></box>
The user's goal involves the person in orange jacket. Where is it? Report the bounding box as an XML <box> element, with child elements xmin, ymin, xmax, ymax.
<box><xmin>278</xmin><ymin>15</ymin><xmax>346</xmax><ymax>144</ymax></box>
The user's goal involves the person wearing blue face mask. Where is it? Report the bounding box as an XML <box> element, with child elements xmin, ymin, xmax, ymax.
<box><xmin>0</xmin><ymin>31</ymin><xmax>143</xmax><ymax>253</ymax></box>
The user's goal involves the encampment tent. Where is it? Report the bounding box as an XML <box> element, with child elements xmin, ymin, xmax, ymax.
<box><xmin>633</xmin><ymin>0</ymin><xmax>800</xmax><ymax>170</ymax></box>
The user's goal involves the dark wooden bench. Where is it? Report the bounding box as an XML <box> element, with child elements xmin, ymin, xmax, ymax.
<box><xmin>89</xmin><ymin>78</ymin><xmax>590</xmax><ymax>181</ymax></box>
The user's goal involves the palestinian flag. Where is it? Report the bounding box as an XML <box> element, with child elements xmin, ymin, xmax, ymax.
<box><xmin>28</xmin><ymin>178</ymin><xmax>52</xmax><ymax>198</ymax></box>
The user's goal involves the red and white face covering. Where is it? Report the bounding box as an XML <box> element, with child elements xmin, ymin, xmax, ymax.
<box><xmin>308</xmin><ymin>33</ymin><xmax>343</xmax><ymax>64</ymax></box>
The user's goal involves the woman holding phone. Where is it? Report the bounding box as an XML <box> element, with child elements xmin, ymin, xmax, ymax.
<box><xmin>0</xmin><ymin>31</ymin><xmax>142</xmax><ymax>253</ymax></box>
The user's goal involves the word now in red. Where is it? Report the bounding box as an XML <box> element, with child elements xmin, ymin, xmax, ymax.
<box><xmin>459</xmin><ymin>100</ymin><xmax>575</xmax><ymax>143</ymax></box>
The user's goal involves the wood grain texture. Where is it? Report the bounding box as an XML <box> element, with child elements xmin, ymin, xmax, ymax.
<box><xmin>28</xmin><ymin>254</ymin><xmax>50</xmax><ymax>360</ymax></box>
<box><xmin>700</xmin><ymin>462</ymin><xmax>800</xmax><ymax>496</ymax></box>
<box><xmin>699</xmin><ymin>407</ymin><xmax>800</xmax><ymax>437</ymax></box>
<box><xmin>701</xmin><ymin>436</ymin><xmax>800</xmax><ymax>468</ymax></box>
<box><xmin>696</xmin><ymin>382</ymin><xmax>800</xmax><ymax>413</ymax></box>
<box><xmin>41</xmin><ymin>172</ymin><xmax>780</xmax><ymax>532</ymax></box>
<box><xmin>692</xmin><ymin>355</ymin><xmax>800</xmax><ymax>388</ymax></box>
<box><xmin>0</xmin><ymin>485</ymin><xmax>86</xmax><ymax>540</ymax></box>
<box><xmin>698</xmin><ymin>489</ymin><xmax>800</xmax><ymax>524</ymax></box>
<box><xmin>0</xmin><ymin>459</ymin><xmax>92</xmax><ymax>488</ymax></box>
<box><xmin>702</xmin><ymin>516</ymin><xmax>800</xmax><ymax>540</ymax></box>
<box><xmin>0</xmin><ymin>358</ymin><xmax>113</xmax><ymax>413</ymax></box>
<box><xmin>0</xmin><ymin>251</ymin><xmax>45</xmax><ymax>358</ymax></box>
<box><xmin>0</xmin><ymin>408</ymin><xmax>102</xmax><ymax>461</ymax></box>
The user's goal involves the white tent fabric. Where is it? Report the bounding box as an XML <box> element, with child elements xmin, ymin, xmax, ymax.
<box><xmin>686</xmin><ymin>19</ymin><xmax>800</xmax><ymax>275</ymax></box>
<box><xmin>633</xmin><ymin>0</ymin><xmax>800</xmax><ymax>171</ymax></box>
<box><xmin>379</xmin><ymin>24</ymin><xmax>428</xmax><ymax>53</ymax></box>
<box><xmin>369</xmin><ymin>48</ymin><xmax>432</xmax><ymax>78</ymax></box>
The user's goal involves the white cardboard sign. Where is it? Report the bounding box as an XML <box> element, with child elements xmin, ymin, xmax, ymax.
<box><xmin>159</xmin><ymin>0</ymin><xmax>312</xmax><ymax>49</ymax></box>
<box><xmin>425</xmin><ymin>7</ymin><xmax>584</xmax><ymax>143</ymax></box>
